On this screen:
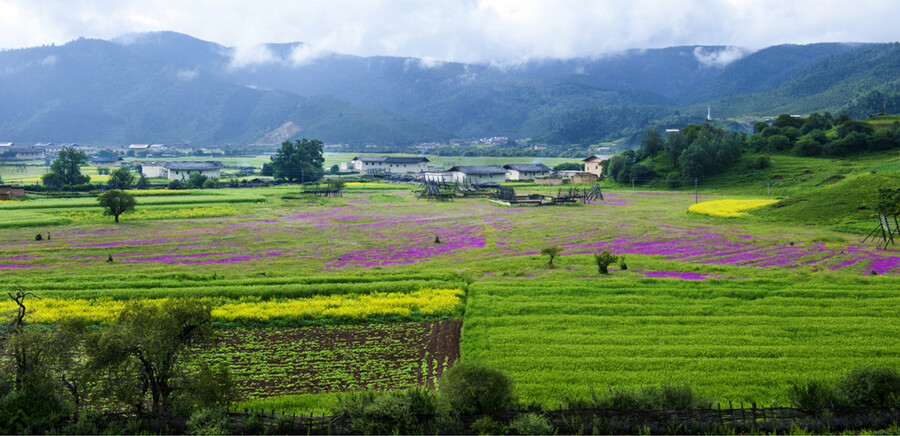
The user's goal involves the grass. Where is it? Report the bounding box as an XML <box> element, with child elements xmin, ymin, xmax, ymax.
<box><xmin>238</xmin><ymin>392</ymin><xmax>341</xmax><ymax>415</ymax></box>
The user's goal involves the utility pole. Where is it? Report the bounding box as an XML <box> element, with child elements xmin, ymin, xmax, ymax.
<box><xmin>767</xmin><ymin>182</ymin><xmax>771</xmax><ymax>199</ymax></box>
<box><xmin>694</xmin><ymin>177</ymin><xmax>698</xmax><ymax>204</ymax></box>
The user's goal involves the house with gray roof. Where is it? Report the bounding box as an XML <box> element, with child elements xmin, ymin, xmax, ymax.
<box><xmin>503</xmin><ymin>163</ymin><xmax>551</xmax><ymax>181</ymax></box>
<box><xmin>164</xmin><ymin>161</ymin><xmax>223</xmax><ymax>181</ymax></box>
<box><xmin>447</xmin><ymin>166</ymin><xmax>506</xmax><ymax>184</ymax></box>
<box><xmin>350</xmin><ymin>156</ymin><xmax>430</xmax><ymax>174</ymax></box>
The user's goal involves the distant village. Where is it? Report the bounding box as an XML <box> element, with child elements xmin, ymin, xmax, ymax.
<box><xmin>0</xmin><ymin>141</ymin><xmax>612</xmax><ymax>186</ymax></box>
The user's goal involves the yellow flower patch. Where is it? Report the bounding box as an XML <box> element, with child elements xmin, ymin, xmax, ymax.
<box><xmin>688</xmin><ymin>199</ymin><xmax>777</xmax><ymax>218</ymax></box>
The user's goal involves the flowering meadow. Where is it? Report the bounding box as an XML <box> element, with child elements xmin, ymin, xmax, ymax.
<box><xmin>688</xmin><ymin>199</ymin><xmax>778</xmax><ymax>218</ymax></box>
<box><xmin>1</xmin><ymin>184</ymin><xmax>899</xmax><ymax>407</ymax></box>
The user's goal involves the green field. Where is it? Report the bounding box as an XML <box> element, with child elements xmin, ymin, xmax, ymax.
<box><xmin>2</xmin><ymin>157</ymin><xmax>900</xmax><ymax>411</ymax></box>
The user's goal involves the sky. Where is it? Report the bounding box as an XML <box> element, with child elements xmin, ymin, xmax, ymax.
<box><xmin>1</xmin><ymin>0</ymin><xmax>898</xmax><ymax>65</ymax></box>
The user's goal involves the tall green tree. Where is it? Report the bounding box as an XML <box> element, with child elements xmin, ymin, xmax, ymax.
<box><xmin>270</xmin><ymin>138</ymin><xmax>325</xmax><ymax>183</ymax></box>
<box><xmin>107</xmin><ymin>167</ymin><xmax>135</xmax><ymax>190</ymax></box>
<box><xmin>97</xmin><ymin>190</ymin><xmax>136</xmax><ymax>223</ymax></box>
<box><xmin>46</xmin><ymin>147</ymin><xmax>90</xmax><ymax>187</ymax></box>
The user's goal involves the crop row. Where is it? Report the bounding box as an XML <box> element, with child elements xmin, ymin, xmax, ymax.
<box><xmin>0</xmin><ymin>271</ymin><xmax>465</xmax><ymax>293</ymax></box>
<box><xmin>0</xmin><ymin>192</ymin><xmax>265</xmax><ymax>210</ymax></box>
<box><xmin>461</xmin><ymin>277</ymin><xmax>900</xmax><ymax>406</ymax></box>
<box><xmin>197</xmin><ymin>320</ymin><xmax>461</xmax><ymax>399</ymax></box>
<box><xmin>57</xmin><ymin>205</ymin><xmax>241</xmax><ymax>222</ymax></box>
<box><xmin>0</xmin><ymin>289</ymin><xmax>464</xmax><ymax>325</ymax></box>
<box><xmin>0</xmin><ymin>209</ymin><xmax>72</xmax><ymax>228</ymax></box>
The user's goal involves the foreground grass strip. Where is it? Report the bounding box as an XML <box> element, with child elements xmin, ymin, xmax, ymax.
<box><xmin>1</xmin><ymin>288</ymin><xmax>464</xmax><ymax>324</ymax></box>
<box><xmin>688</xmin><ymin>199</ymin><xmax>777</xmax><ymax>218</ymax></box>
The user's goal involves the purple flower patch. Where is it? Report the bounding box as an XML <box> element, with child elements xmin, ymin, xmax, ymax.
<box><xmin>643</xmin><ymin>271</ymin><xmax>710</xmax><ymax>280</ymax></box>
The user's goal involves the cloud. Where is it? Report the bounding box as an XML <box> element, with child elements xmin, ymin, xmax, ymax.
<box><xmin>41</xmin><ymin>55</ymin><xmax>57</xmax><ymax>65</ymax></box>
<box><xmin>228</xmin><ymin>44</ymin><xmax>279</xmax><ymax>69</ymax></box>
<box><xmin>692</xmin><ymin>46</ymin><xmax>752</xmax><ymax>68</ymax></box>
<box><xmin>176</xmin><ymin>68</ymin><xmax>198</xmax><ymax>80</ymax></box>
<box><xmin>0</xmin><ymin>0</ymin><xmax>899</xmax><ymax>64</ymax></box>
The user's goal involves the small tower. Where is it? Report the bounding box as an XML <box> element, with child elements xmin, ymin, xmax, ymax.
<box><xmin>707</xmin><ymin>105</ymin><xmax>712</xmax><ymax>121</ymax></box>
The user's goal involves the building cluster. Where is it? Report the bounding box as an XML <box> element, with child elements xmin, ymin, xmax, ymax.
<box><xmin>340</xmin><ymin>155</ymin><xmax>610</xmax><ymax>184</ymax></box>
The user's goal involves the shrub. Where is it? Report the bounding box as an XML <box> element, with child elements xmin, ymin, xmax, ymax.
<box><xmin>509</xmin><ymin>413</ymin><xmax>553</xmax><ymax>435</ymax></box>
<box><xmin>202</xmin><ymin>178</ymin><xmax>218</xmax><ymax>189</ymax></box>
<box><xmin>748</xmin><ymin>155</ymin><xmax>772</xmax><ymax>170</ymax></box>
<box><xmin>618</xmin><ymin>255</ymin><xmax>628</xmax><ymax>271</ymax></box>
<box><xmin>186</xmin><ymin>408</ymin><xmax>230</xmax><ymax>435</ymax></box>
<box><xmin>169</xmin><ymin>180</ymin><xmax>184</xmax><ymax>190</ymax></box>
<box><xmin>793</xmin><ymin>138</ymin><xmax>823</xmax><ymax>157</ymax></box>
<box><xmin>34</xmin><ymin>233</ymin><xmax>42</xmax><ymax>241</ymax></box>
<box><xmin>787</xmin><ymin>380</ymin><xmax>838</xmax><ymax>409</ymax></box>
<box><xmin>439</xmin><ymin>361</ymin><xmax>514</xmax><ymax>414</ymax></box>
<box><xmin>835</xmin><ymin>366</ymin><xmax>900</xmax><ymax>408</ymax></box>
<box><xmin>470</xmin><ymin>416</ymin><xmax>507</xmax><ymax>435</ymax></box>
<box><xmin>594</xmin><ymin>250</ymin><xmax>618</xmax><ymax>274</ymax></box>
<box><xmin>336</xmin><ymin>387</ymin><xmax>442</xmax><ymax>435</ymax></box>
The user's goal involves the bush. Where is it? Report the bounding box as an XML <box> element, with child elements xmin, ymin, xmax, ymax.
<box><xmin>594</xmin><ymin>250</ymin><xmax>618</xmax><ymax>274</ymax></box>
<box><xmin>186</xmin><ymin>408</ymin><xmax>230</xmax><ymax>435</ymax></box>
<box><xmin>336</xmin><ymin>387</ymin><xmax>442</xmax><ymax>435</ymax></box>
<box><xmin>748</xmin><ymin>155</ymin><xmax>772</xmax><ymax>170</ymax></box>
<box><xmin>470</xmin><ymin>416</ymin><xmax>507</xmax><ymax>435</ymax></box>
<box><xmin>439</xmin><ymin>361</ymin><xmax>514</xmax><ymax>414</ymax></box>
<box><xmin>169</xmin><ymin>180</ymin><xmax>184</xmax><ymax>190</ymax></box>
<box><xmin>835</xmin><ymin>366</ymin><xmax>900</xmax><ymax>408</ymax></box>
<box><xmin>787</xmin><ymin>380</ymin><xmax>838</xmax><ymax>409</ymax></box>
<box><xmin>509</xmin><ymin>413</ymin><xmax>553</xmax><ymax>435</ymax></box>
<box><xmin>793</xmin><ymin>138</ymin><xmax>823</xmax><ymax>157</ymax></box>
<box><xmin>202</xmin><ymin>178</ymin><xmax>218</xmax><ymax>189</ymax></box>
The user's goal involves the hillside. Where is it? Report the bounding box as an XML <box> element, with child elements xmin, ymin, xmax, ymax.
<box><xmin>0</xmin><ymin>32</ymin><xmax>897</xmax><ymax>145</ymax></box>
<box><xmin>0</xmin><ymin>38</ymin><xmax>448</xmax><ymax>145</ymax></box>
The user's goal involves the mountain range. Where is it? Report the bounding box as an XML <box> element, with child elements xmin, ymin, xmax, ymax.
<box><xmin>0</xmin><ymin>31</ymin><xmax>897</xmax><ymax>147</ymax></box>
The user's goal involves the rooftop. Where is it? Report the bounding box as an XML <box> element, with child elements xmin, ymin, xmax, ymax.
<box><xmin>353</xmin><ymin>156</ymin><xmax>430</xmax><ymax>164</ymax></box>
<box><xmin>165</xmin><ymin>161</ymin><xmax>223</xmax><ymax>171</ymax></box>
<box><xmin>447</xmin><ymin>165</ymin><xmax>506</xmax><ymax>174</ymax></box>
<box><xmin>503</xmin><ymin>163</ymin><xmax>551</xmax><ymax>172</ymax></box>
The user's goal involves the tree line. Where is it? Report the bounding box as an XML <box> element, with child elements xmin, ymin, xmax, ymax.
<box><xmin>746</xmin><ymin>113</ymin><xmax>900</xmax><ymax>157</ymax></box>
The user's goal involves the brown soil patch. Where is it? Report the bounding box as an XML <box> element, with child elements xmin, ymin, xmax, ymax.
<box><xmin>771</xmin><ymin>175</ymin><xmax>783</xmax><ymax>181</ymax></box>
<box><xmin>803</xmin><ymin>170</ymin><xmax>813</xmax><ymax>175</ymax></box>
<box><xmin>201</xmin><ymin>320</ymin><xmax>462</xmax><ymax>399</ymax></box>
<box><xmin>823</xmin><ymin>176</ymin><xmax>845</xmax><ymax>185</ymax></box>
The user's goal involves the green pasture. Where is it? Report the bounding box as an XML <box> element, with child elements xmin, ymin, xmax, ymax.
<box><xmin>2</xmin><ymin>162</ymin><xmax>900</xmax><ymax>410</ymax></box>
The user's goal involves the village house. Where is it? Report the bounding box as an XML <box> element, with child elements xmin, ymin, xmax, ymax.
<box><xmin>140</xmin><ymin>162</ymin><xmax>168</xmax><ymax>178</ymax></box>
<box><xmin>582</xmin><ymin>155</ymin><xmax>610</xmax><ymax>177</ymax></box>
<box><xmin>3</xmin><ymin>146</ymin><xmax>44</xmax><ymax>160</ymax></box>
<box><xmin>90</xmin><ymin>156</ymin><xmax>123</xmax><ymax>167</ymax></box>
<box><xmin>349</xmin><ymin>156</ymin><xmax>430</xmax><ymax>174</ymax></box>
<box><xmin>0</xmin><ymin>185</ymin><xmax>25</xmax><ymax>201</ymax></box>
<box><xmin>447</xmin><ymin>166</ymin><xmax>506</xmax><ymax>185</ymax></box>
<box><xmin>503</xmin><ymin>163</ymin><xmax>551</xmax><ymax>181</ymax></box>
<box><xmin>164</xmin><ymin>161</ymin><xmax>223</xmax><ymax>180</ymax></box>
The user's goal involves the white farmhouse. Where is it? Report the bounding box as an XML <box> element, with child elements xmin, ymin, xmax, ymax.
<box><xmin>447</xmin><ymin>166</ymin><xmax>506</xmax><ymax>185</ymax></box>
<box><xmin>503</xmin><ymin>163</ymin><xmax>551</xmax><ymax>181</ymax></box>
<box><xmin>165</xmin><ymin>161</ymin><xmax>223</xmax><ymax>181</ymax></box>
<box><xmin>350</xmin><ymin>156</ymin><xmax>430</xmax><ymax>174</ymax></box>
<box><xmin>140</xmin><ymin>162</ymin><xmax>168</xmax><ymax>178</ymax></box>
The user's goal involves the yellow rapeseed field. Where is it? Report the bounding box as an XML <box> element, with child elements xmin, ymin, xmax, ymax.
<box><xmin>688</xmin><ymin>199</ymin><xmax>777</xmax><ymax>218</ymax></box>
<box><xmin>0</xmin><ymin>289</ymin><xmax>464</xmax><ymax>323</ymax></box>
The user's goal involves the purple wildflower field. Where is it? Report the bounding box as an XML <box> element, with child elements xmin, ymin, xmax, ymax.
<box><xmin>1</xmin><ymin>190</ymin><xmax>898</xmax><ymax>277</ymax></box>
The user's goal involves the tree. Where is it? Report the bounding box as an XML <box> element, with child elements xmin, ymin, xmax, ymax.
<box><xmin>541</xmin><ymin>246</ymin><xmax>562</xmax><ymax>267</ymax></box>
<box><xmin>594</xmin><ymin>250</ymin><xmax>618</xmax><ymax>274</ymax></box>
<box><xmin>97</xmin><ymin>190</ymin><xmax>136</xmax><ymax>223</ymax></box>
<box><xmin>107</xmin><ymin>167</ymin><xmax>135</xmax><ymax>190</ymax></box>
<box><xmin>86</xmin><ymin>299</ymin><xmax>212</xmax><ymax>416</ymax></box>
<box><xmin>47</xmin><ymin>147</ymin><xmax>90</xmax><ymax>187</ymax></box>
<box><xmin>329</xmin><ymin>164</ymin><xmax>340</xmax><ymax>174</ymax></box>
<box><xmin>135</xmin><ymin>174</ymin><xmax>150</xmax><ymax>189</ymax></box>
<box><xmin>552</xmin><ymin>162</ymin><xmax>584</xmax><ymax>171</ymax></box>
<box><xmin>270</xmin><ymin>138</ymin><xmax>325</xmax><ymax>183</ymax></box>
<box><xmin>187</xmin><ymin>173</ymin><xmax>208</xmax><ymax>189</ymax></box>
<box><xmin>637</xmin><ymin>129</ymin><xmax>664</xmax><ymax>160</ymax></box>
